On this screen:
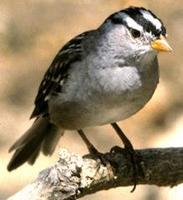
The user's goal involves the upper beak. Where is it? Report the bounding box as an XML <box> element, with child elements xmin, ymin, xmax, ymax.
<box><xmin>151</xmin><ymin>35</ymin><xmax>172</xmax><ymax>52</ymax></box>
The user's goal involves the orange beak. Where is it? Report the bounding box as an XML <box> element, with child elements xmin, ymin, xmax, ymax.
<box><xmin>151</xmin><ymin>35</ymin><xmax>172</xmax><ymax>52</ymax></box>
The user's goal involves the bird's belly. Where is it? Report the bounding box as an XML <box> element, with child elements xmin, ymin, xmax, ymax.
<box><xmin>84</xmin><ymin>93</ymin><xmax>153</xmax><ymax>126</ymax></box>
<box><xmin>49</xmin><ymin>63</ymin><xmax>159</xmax><ymax>129</ymax></box>
<box><xmin>49</xmin><ymin>84</ymin><xmax>157</xmax><ymax>130</ymax></box>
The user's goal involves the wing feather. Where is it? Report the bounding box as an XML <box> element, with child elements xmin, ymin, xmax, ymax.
<box><xmin>30</xmin><ymin>31</ymin><xmax>92</xmax><ymax>118</ymax></box>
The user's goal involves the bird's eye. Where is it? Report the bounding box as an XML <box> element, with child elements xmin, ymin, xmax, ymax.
<box><xmin>130</xmin><ymin>28</ymin><xmax>141</xmax><ymax>38</ymax></box>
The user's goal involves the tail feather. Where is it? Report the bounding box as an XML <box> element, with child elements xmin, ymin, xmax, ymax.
<box><xmin>9</xmin><ymin>118</ymin><xmax>44</xmax><ymax>153</ymax></box>
<box><xmin>7</xmin><ymin>117</ymin><xmax>64</xmax><ymax>171</ymax></box>
<box><xmin>28</xmin><ymin>145</ymin><xmax>41</xmax><ymax>165</ymax></box>
<box><xmin>42</xmin><ymin>126</ymin><xmax>62</xmax><ymax>156</ymax></box>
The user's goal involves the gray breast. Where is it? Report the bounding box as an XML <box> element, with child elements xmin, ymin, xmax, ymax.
<box><xmin>48</xmin><ymin>55</ymin><xmax>159</xmax><ymax>129</ymax></box>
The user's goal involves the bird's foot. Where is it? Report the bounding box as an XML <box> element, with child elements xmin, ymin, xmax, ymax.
<box><xmin>84</xmin><ymin>145</ymin><xmax>114</xmax><ymax>179</ymax></box>
<box><xmin>77</xmin><ymin>129</ymin><xmax>114</xmax><ymax>179</ymax></box>
<box><xmin>111</xmin><ymin>146</ymin><xmax>144</xmax><ymax>192</ymax></box>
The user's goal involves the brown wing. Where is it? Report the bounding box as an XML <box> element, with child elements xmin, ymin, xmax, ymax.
<box><xmin>30</xmin><ymin>31</ymin><xmax>91</xmax><ymax>119</ymax></box>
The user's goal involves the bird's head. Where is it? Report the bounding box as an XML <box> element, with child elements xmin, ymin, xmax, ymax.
<box><xmin>100</xmin><ymin>6</ymin><xmax>172</xmax><ymax>61</ymax></box>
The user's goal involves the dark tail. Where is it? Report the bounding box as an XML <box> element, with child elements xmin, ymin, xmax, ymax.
<box><xmin>7</xmin><ymin>117</ymin><xmax>64</xmax><ymax>171</ymax></box>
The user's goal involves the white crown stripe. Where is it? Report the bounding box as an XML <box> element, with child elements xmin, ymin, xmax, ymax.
<box><xmin>140</xmin><ymin>10</ymin><xmax>162</xmax><ymax>30</ymax></box>
<box><xmin>120</xmin><ymin>13</ymin><xmax>143</xmax><ymax>32</ymax></box>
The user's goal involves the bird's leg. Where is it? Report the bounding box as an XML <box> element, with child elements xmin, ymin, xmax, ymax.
<box><xmin>111</xmin><ymin>122</ymin><xmax>144</xmax><ymax>192</ymax></box>
<box><xmin>77</xmin><ymin>129</ymin><xmax>114</xmax><ymax>178</ymax></box>
<box><xmin>77</xmin><ymin>129</ymin><xmax>99</xmax><ymax>155</ymax></box>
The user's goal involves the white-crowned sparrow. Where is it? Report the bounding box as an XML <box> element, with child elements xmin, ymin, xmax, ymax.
<box><xmin>8</xmin><ymin>6</ymin><xmax>172</xmax><ymax>172</ymax></box>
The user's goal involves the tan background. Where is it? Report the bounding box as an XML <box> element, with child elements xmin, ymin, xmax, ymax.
<box><xmin>0</xmin><ymin>0</ymin><xmax>183</xmax><ymax>199</ymax></box>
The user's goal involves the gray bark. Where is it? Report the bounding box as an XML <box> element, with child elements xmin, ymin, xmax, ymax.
<box><xmin>8</xmin><ymin>147</ymin><xmax>183</xmax><ymax>200</ymax></box>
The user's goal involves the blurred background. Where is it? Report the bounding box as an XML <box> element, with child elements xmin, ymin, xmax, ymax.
<box><xmin>0</xmin><ymin>0</ymin><xmax>183</xmax><ymax>199</ymax></box>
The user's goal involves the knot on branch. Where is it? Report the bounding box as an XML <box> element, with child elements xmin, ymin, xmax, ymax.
<box><xmin>38</xmin><ymin>149</ymin><xmax>83</xmax><ymax>199</ymax></box>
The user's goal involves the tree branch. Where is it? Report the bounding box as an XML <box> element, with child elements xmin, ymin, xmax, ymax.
<box><xmin>8</xmin><ymin>147</ymin><xmax>183</xmax><ymax>200</ymax></box>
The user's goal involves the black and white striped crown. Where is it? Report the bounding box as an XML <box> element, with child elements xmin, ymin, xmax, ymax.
<box><xmin>105</xmin><ymin>7</ymin><xmax>166</xmax><ymax>38</ymax></box>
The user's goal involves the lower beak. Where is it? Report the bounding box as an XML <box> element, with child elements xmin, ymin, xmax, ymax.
<box><xmin>151</xmin><ymin>35</ymin><xmax>172</xmax><ymax>52</ymax></box>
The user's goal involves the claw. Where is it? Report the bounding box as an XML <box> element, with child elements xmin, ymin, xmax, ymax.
<box><xmin>110</xmin><ymin>145</ymin><xmax>144</xmax><ymax>192</ymax></box>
